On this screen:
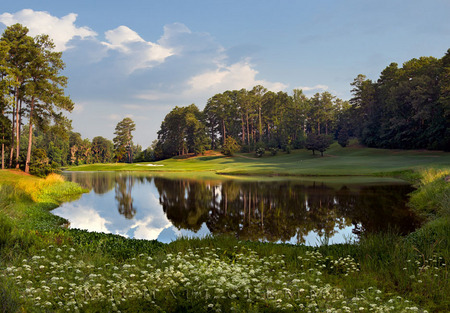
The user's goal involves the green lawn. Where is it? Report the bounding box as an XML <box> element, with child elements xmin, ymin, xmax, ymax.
<box><xmin>68</xmin><ymin>143</ymin><xmax>450</xmax><ymax>178</ymax></box>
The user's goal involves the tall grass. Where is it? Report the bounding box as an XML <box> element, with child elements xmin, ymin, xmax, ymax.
<box><xmin>408</xmin><ymin>168</ymin><xmax>450</xmax><ymax>218</ymax></box>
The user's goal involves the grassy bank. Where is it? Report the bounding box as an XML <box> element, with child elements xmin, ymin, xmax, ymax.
<box><xmin>0</xmin><ymin>163</ymin><xmax>449</xmax><ymax>312</ymax></box>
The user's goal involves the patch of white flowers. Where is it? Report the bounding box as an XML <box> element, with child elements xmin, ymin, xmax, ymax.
<box><xmin>0</xmin><ymin>245</ymin><xmax>431</xmax><ymax>312</ymax></box>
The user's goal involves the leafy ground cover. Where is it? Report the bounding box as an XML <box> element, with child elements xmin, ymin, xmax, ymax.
<box><xmin>1</xmin><ymin>150</ymin><xmax>449</xmax><ymax>312</ymax></box>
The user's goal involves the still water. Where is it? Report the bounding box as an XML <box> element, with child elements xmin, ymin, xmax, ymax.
<box><xmin>53</xmin><ymin>172</ymin><xmax>421</xmax><ymax>245</ymax></box>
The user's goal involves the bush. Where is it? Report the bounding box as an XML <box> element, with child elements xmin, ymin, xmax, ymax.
<box><xmin>255</xmin><ymin>147</ymin><xmax>265</xmax><ymax>157</ymax></box>
<box><xmin>221</xmin><ymin>136</ymin><xmax>240</xmax><ymax>156</ymax></box>
<box><xmin>29</xmin><ymin>148</ymin><xmax>59</xmax><ymax>177</ymax></box>
<box><xmin>293</xmin><ymin>135</ymin><xmax>306</xmax><ymax>149</ymax></box>
<box><xmin>338</xmin><ymin>128</ymin><xmax>350</xmax><ymax>147</ymax></box>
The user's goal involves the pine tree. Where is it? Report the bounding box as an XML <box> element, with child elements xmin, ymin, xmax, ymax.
<box><xmin>113</xmin><ymin>117</ymin><xmax>136</xmax><ymax>163</ymax></box>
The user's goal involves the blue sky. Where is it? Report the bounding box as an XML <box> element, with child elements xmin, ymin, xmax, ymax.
<box><xmin>1</xmin><ymin>1</ymin><xmax>449</xmax><ymax>147</ymax></box>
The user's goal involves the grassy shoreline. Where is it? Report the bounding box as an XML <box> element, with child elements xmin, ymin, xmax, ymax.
<box><xmin>1</xmin><ymin>146</ymin><xmax>449</xmax><ymax>312</ymax></box>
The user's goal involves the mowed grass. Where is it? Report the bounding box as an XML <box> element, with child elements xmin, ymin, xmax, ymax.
<box><xmin>68</xmin><ymin>143</ymin><xmax>450</xmax><ymax>177</ymax></box>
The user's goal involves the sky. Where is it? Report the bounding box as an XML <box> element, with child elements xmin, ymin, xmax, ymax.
<box><xmin>1</xmin><ymin>1</ymin><xmax>449</xmax><ymax>147</ymax></box>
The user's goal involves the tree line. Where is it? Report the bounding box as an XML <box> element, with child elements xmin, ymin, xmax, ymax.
<box><xmin>155</xmin><ymin>49</ymin><xmax>450</xmax><ymax>159</ymax></box>
<box><xmin>155</xmin><ymin>87</ymin><xmax>348</xmax><ymax>159</ymax></box>
<box><xmin>350</xmin><ymin>51</ymin><xmax>450</xmax><ymax>150</ymax></box>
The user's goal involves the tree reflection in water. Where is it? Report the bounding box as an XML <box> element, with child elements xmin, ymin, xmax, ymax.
<box><xmin>62</xmin><ymin>172</ymin><xmax>421</xmax><ymax>243</ymax></box>
<box><xmin>115</xmin><ymin>175</ymin><xmax>137</xmax><ymax>219</ymax></box>
<box><xmin>153</xmin><ymin>177</ymin><xmax>421</xmax><ymax>243</ymax></box>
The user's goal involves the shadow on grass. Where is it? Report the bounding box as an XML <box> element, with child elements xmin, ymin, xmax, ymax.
<box><xmin>196</xmin><ymin>156</ymin><xmax>226</xmax><ymax>161</ymax></box>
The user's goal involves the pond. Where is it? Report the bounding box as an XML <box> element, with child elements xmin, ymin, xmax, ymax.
<box><xmin>53</xmin><ymin>172</ymin><xmax>421</xmax><ymax>245</ymax></box>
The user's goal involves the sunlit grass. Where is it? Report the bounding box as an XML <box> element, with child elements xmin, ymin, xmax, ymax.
<box><xmin>68</xmin><ymin>145</ymin><xmax>450</xmax><ymax>178</ymax></box>
<box><xmin>409</xmin><ymin>168</ymin><xmax>450</xmax><ymax>218</ymax></box>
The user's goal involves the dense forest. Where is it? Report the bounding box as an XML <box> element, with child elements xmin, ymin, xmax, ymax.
<box><xmin>155</xmin><ymin>49</ymin><xmax>450</xmax><ymax>159</ymax></box>
<box><xmin>1</xmin><ymin>23</ymin><xmax>449</xmax><ymax>175</ymax></box>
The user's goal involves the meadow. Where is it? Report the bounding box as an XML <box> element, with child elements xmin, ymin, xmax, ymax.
<box><xmin>1</xmin><ymin>145</ymin><xmax>449</xmax><ymax>312</ymax></box>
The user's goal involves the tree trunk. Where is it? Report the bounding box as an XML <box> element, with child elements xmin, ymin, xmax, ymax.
<box><xmin>1</xmin><ymin>142</ymin><xmax>4</xmax><ymax>170</ymax></box>
<box><xmin>9</xmin><ymin>92</ymin><xmax>16</xmax><ymax>168</ymax></box>
<box><xmin>258</xmin><ymin>106</ymin><xmax>262</xmax><ymax>142</ymax></box>
<box><xmin>241</xmin><ymin>115</ymin><xmax>245</xmax><ymax>144</ymax></box>
<box><xmin>1</xmin><ymin>107</ymin><xmax>4</xmax><ymax>170</ymax></box>
<box><xmin>222</xmin><ymin>119</ymin><xmax>226</xmax><ymax>145</ymax></box>
<box><xmin>15</xmin><ymin>99</ymin><xmax>22</xmax><ymax>169</ymax></box>
<box><xmin>25</xmin><ymin>101</ymin><xmax>34</xmax><ymax>173</ymax></box>
<box><xmin>246</xmin><ymin>112</ymin><xmax>250</xmax><ymax>145</ymax></box>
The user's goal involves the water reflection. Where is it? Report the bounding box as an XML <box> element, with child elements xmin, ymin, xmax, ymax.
<box><xmin>56</xmin><ymin>172</ymin><xmax>421</xmax><ymax>245</ymax></box>
<box><xmin>115</xmin><ymin>176</ymin><xmax>136</xmax><ymax>219</ymax></box>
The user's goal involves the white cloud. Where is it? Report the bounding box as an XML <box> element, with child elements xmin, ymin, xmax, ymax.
<box><xmin>187</xmin><ymin>61</ymin><xmax>287</xmax><ymax>96</ymax></box>
<box><xmin>103</xmin><ymin>25</ymin><xmax>145</xmax><ymax>51</ymax></box>
<box><xmin>131</xmin><ymin>216</ymin><xmax>172</xmax><ymax>240</ymax></box>
<box><xmin>296</xmin><ymin>84</ymin><xmax>329</xmax><ymax>92</ymax></box>
<box><xmin>52</xmin><ymin>204</ymin><xmax>110</xmax><ymax>233</ymax></box>
<box><xmin>0</xmin><ymin>9</ymin><xmax>96</xmax><ymax>51</ymax></box>
<box><xmin>101</xmin><ymin>25</ymin><xmax>174</xmax><ymax>73</ymax></box>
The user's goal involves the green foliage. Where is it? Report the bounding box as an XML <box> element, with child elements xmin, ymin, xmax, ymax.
<box><xmin>338</xmin><ymin>127</ymin><xmax>350</xmax><ymax>147</ymax></box>
<box><xmin>134</xmin><ymin>146</ymin><xmax>155</xmax><ymax>162</ymax></box>
<box><xmin>0</xmin><ymin>276</ymin><xmax>20</xmax><ymax>313</ymax></box>
<box><xmin>68</xmin><ymin>229</ymin><xmax>165</xmax><ymax>261</ymax></box>
<box><xmin>285</xmin><ymin>144</ymin><xmax>292</xmax><ymax>154</ymax></box>
<box><xmin>157</xmin><ymin>86</ymin><xmax>347</xmax><ymax>160</ymax></box>
<box><xmin>350</xmin><ymin>51</ymin><xmax>450</xmax><ymax>151</ymax></box>
<box><xmin>305</xmin><ymin>133</ymin><xmax>332</xmax><ymax>156</ymax></box>
<box><xmin>91</xmin><ymin>136</ymin><xmax>114</xmax><ymax>163</ymax></box>
<box><xmin>0</xmin><ymin>213</ymin><xmax>13</xmax><ymax>251</ymax></box>
<box><xmin>221</xmin><ymin>136</ymin><xmax>240</xmax><ymax>156</ymax></box>
<box><xmin>113</xmin><ymin>117</ymin><xmax>136</xmax><ymax>163</ymax></box>
<box><xmin>157</xmin><ymin>104</ymin><xmax>209</xmax><ymax>159</ymax></box>
<box><xmin>28</xmin><ymin>148</ymin><xmax>56</xmax><ymax>177</ymax></box>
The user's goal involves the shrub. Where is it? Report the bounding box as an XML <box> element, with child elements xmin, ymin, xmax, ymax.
<box><xmin>221</xmin><ymin>136</ymin><xmax>240</xmax><ymax>156</ymax></box>
<box><xmin>338</xmin><ymin>127</ymin><xmax>350</xmax><ymax>147</ymax></box>
<box><xmin>255</xmin><ymin>147</ymin><xmax>265</xmax><ymax>157</ymax></box>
